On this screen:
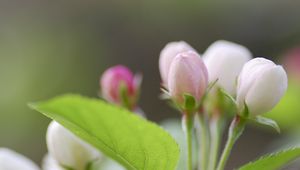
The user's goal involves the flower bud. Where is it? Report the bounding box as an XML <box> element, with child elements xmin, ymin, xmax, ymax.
<box><xmin>203</xmin><ymin>40</ymin><xmax>252</xmax><ymax>95</ymax></box>
<box><xmin>283</xmin><ymin>47</ymin><xmax>300</xmax><ymax>82</ymax></box>
<box><xmin>46</xmin><ymin>121</ymin><xmax>101</xmax><ymax>170</ymax></box>
<box><xmin>100</xmin><ymin>65</ymin><xmax>141</xmax><ymax>110</ymax></box>
<box><xmin>168</xmin><ymin>51</ymin><xmax>208</xmax><ymax>106</ymax></box>
<box><xmin>236</xmin><ymin>58</ymin><xmax>288</xmax><ymax>115</ymax></box>
<box><xmin>159</xmin><ymin>41</ymin><xmax>195</xmax><ymax>86</ymax></box>
<box><xmin>0</xmin><ymin>148</ymin><xmax>39</xmax><ymax>170</ymax></box>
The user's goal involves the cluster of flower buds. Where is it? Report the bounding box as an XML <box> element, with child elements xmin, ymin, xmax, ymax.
<box><xmin>100</xmin><ymin>65</ymin><xmax>141</xmax><ymax>111</ymax></box>
<box><xmin>159</xmin><ymin>40</ymin><xmax>288</xmax><ymax>170</ymax></box>
<box><xmin>159</xmin><ymin>40</ymin><xmax>288</xmax><ymax>116</ymax></box>
<box><xmin>0</xmin><ymin>40</ymin><xmax>288</xmax><ymax>170</ymax></box>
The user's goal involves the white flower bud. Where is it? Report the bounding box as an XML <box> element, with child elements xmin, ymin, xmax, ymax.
<box><xmin>159</xmin><ymin>41</ymin><xmax>195</xmax><ymax>86</ymax></box>
<box><xmin>203</xmin><ymin>40</ymin><xmax>252</xmax><ymax>95</ymax></box>
<box><xmin>46</xmin><ymin>121</ymin><xmax>101</xmax><ymax>170</ymax></box>
<box><xmin>0</xmin><ymin>148</ymin><xmax>39</xmax><ymax>170</ymax></box>
<box><xmin>236</xmin><ymin>58</ymin><xmax>288</xmax><ymax>115</ymax></box>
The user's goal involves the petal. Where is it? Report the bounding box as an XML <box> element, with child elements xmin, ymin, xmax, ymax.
<box><xmin>47</xmin><ymin>121</ymin><xmax>101</xmax><ymax>169</ymax></box>
<box><xmin>236</xmin><ymin>58</ymin><xmax>276</xmax><ymax>110</ymax></box>
<box><xmin>0</xmin><ymin>148</ymin><xmax>39</xmax><ymax>170</ymax></box>
<box><xmin>203</xmin><ymin>40</ymin><xmax>252</xmax><ymax>95</ymax></box>
<box><xmin>159</xmin><ymin>41</ymin><xmax>194</xmax><ymax>85</ymax></box>
<box><xmin>42</xmin><ymin>154</ymin><xmax>64</xmax><ymax>170</ymax></box>
<box><xmin>100</xmin><ymin>65</ymin><xmax>134</xmax><ymax>103</ymax></box>
<box><xmin>245</xmin><ymin>66</ymin><xmax>288</xmax><ymax>115</ymax></box>
<box><xmin>168</xmin><ymin>51</ymin><xmax>208</xmax><ymax>103</ymax></box>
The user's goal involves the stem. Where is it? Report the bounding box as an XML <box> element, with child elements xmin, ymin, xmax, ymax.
<box><xmin>208</xmin><ymin>115</ymin><xmax>223</xmax><ymax>170</ymax></box>
<box><xmin>216</xmin><ymin>116</ymin><xmax>246</xmax><ymax>170</ymax></box>
<box><xmin>183</xmin><ymin>114</ymin><xmax>194</xmax><ymax>170</ymax></box>
<box><xmin>198</xmin><ymin>114</ymin><xmax>209</xmax><ymax>170</ymax></box>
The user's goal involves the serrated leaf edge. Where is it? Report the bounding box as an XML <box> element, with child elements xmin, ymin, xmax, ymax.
<box><xmin>237</xmin><ymin>147</ymin><xmax>300</xmax><ymax>170</ymax></box>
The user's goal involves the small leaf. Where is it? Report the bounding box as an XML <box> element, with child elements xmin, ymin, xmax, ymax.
<box><xmin>29</xmin><ymin>94</ymin><xmax>180</xmax><ymax>170</ymax></box>
<box><xmin>219</xmin><ymin>88</ymin><xmax>237</xmax><ymax>107</ymax></box>
<box><xmin>183</xmin><ymin>93</ymin><xmax>196</xmax><ymax>111</ymax></box>
<box><xmin>252</xmin><ymin>116</ymin><xmax>280</xmax><ymax>133</ymax></box>
<box><xmin>238</xmin><ymin>147</ymin><xmax>300</xmax><ymax>170</ymax></box>
<box><xmin>241</xmin><ymin>103</ymin><xmax>249</xmax><ymax>118</ymax></box>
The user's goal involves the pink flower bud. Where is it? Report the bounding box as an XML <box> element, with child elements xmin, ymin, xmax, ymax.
<box><xmin>168</xmin><ymin>51</ymin><xmax>208</xmax><ymax>105</ymax></box>
<box><xmin>283</xmin><ymin>47</ymin><xmax>300</xmax><ymax>82</ymax></box>
<box><xmin>236</xmin><ymin>58</ymin><xmax>288</xmax><ymax>115</ymax></box>
<box><xmin>159</xmin><ymin>41</ymin><xmax>195</xmax><ymax>86</ymax></box>
<box><xmin>100</xmin><ymin>65</ymin><xmax>140</xmax><ymax>109</ymax></box>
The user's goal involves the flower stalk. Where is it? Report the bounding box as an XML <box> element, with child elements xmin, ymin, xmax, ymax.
<box><xmin>216</xmin><ymin>115</ymin><xmax>246</xmax><ymax>170</ymax></box>
<box><xmin>182</xmin><ymin>113</ymin><xmax>194</xmax><ymax>170</ymax></box>
<box><xmin>208</xmin><ymin>114</ymin><xmax>223</xmax><ymax>170</ymax></box>
<box><xmin>197</xmin><ymin>114</ymin><xmax>209</xmax><ymax>170</ymax></box>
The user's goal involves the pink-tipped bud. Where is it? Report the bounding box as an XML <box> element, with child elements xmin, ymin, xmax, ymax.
<box><xmin>100</xmin><ymin>65</ymin><xmax>141</xmax><ymax>110</ymax></box>
<box><xmin>168</xmin><ymin>51</ymin><xmax>208</xmax><ymax>106</ymax></box>
<box><xmin>283</xmin><ymin>47</ymin><xmax>300</xmax><ymax>81</ymax></box>
<box><xmin>159</xmin><ymin>41</ymin><xmax>195</xmax><ymax>86</ymax></box>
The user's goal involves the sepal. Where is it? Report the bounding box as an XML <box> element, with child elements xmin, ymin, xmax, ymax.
<box><xmin>250</xmin><ymin>116</ymin><xmax>280</xmax><ymax>133</ymax></box>
<box><xmin>183</xmin><ymin>93</ymin><xmax>197</xmax><ymax>113</ymax></box>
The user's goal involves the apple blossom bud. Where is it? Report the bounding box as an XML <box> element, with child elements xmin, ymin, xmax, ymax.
<box><xmin>0</xmin><ymin>148</ymin><xmax>39</xmax><ymax>170</ymax></box>
<box><xmin>46</xmin><ymin>121</ymin><xmax>101</xmax><ymax>170</ymax></box>
<box><xmin>168</xmin><ymin>51</ymin><xmax>208</xmax><ymax>106</ymax></box>
<box><xmin>100</xmin><ymin>65</ymin><xmax>141</xmax><ymax>110</ymax></box>
<box><xmin>236</xmin><ymin>58</ymin><xmax>288</xmax><ymax>115</ymax></box>
<box><xmin>203</xmin><ymin>40</ymin><xmax>252</xmax><ymax>95</ymax></box>
<box><xmin>159</xmin><ymin>41</ymin><xmax>195</xmax><ymax>86</ymax></box>
<box><xmin>283</xmin><ymin>47</ymin><xmax>300</xmax><ymax>81</ymax></box>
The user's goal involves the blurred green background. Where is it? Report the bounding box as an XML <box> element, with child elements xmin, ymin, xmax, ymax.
<box><xmin>1</xmin><ymin>0</ymin><xmax>300</xmax><ymax>169</ymax></box>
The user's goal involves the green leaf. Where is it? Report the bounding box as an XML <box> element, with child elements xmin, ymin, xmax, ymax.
<box><xmin>252</xmin><ymin>116</ymin><xmax>280</xmax><ymax>133</ymax></box>
<box><xmin>238</xmin><ymin>147</ymin><xmax>300</xmax><ymax>170</ymax></box>
<box><xmin>29</xmin><ymin>94</ymin><xmax>180</xmax><ymax>170</ymax></box>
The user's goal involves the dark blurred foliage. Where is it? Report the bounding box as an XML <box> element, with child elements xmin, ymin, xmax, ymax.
<box><xmin>1</xmin><ymin>0</ymin><xmax>300</xmax><ymax>169</ymax></box>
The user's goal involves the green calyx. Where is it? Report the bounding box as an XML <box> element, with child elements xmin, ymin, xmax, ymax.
<box><xmin>119</xmin><ymin>82</ymin><xmax>137</xmax><ymax>111</ymax></box>
<box><xmin>183</xmin><ymin>93</ymin><xmax>197</xmax><ymax>113</ymax></box>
